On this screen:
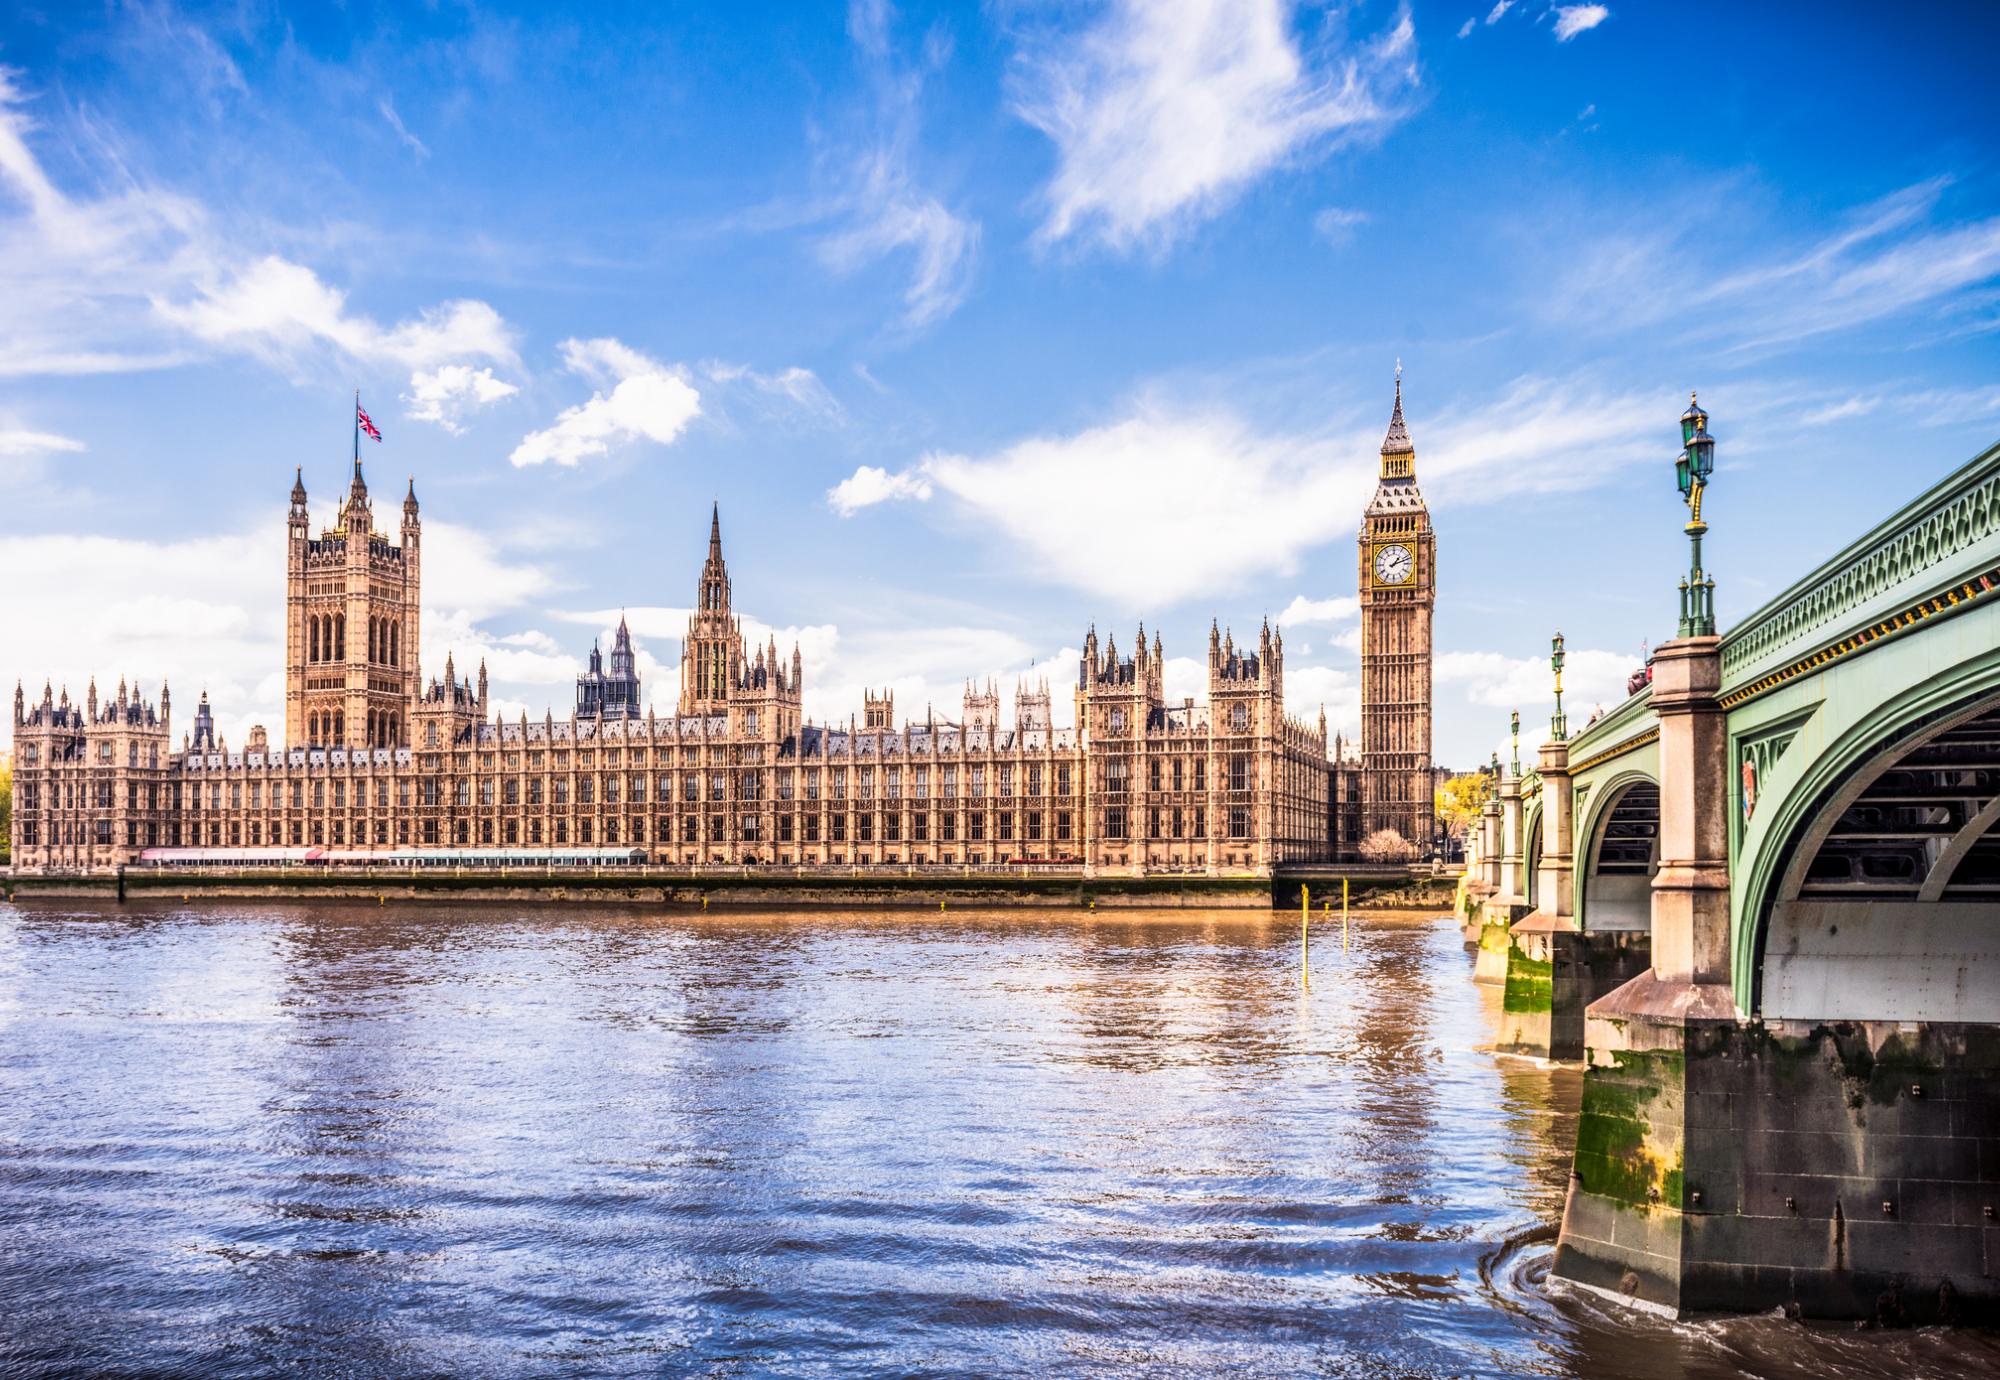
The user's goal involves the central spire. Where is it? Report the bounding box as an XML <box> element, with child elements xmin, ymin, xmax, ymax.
<box><xmin>709</xmin><ymin>501</ymin><xmax>723</xmax><ymax>561</ymax></box>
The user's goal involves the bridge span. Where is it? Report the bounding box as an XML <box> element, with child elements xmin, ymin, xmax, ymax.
<box><xmin>1461</xmin><ymin>401</ymin><xmax>2000</xmax><ymax>1322</ymax></box>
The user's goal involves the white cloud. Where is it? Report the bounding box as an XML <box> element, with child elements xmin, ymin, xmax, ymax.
<box><xmin>0</xmin><ymin>509</ymin><xmax>565</xmax><ymax>750</ymax></box>
<box><xmin>1456</xmin><ymin>18</ymin><xmax>1475</xmax><ymax>38</ymax></box>
<box><xmin>1284</xmin><ymin>663</ymin><xmax>1360</xmax><ymax>736</ymax></box>
<box><xmin>0</xmin><ymin>427</ymin><xmax>85</xmax><ymax>457</ymax></box>
<box><xmin>819</xmin><ymin>155</ymin><xmax>980</xmax><ymax>328</ymax></box>
<box><xmin>903</xmin><ymin>405</ymin><xmax>1371</xmax><ymax>606</ymax></box>
<box><xmin>154</xmin><ymin>255</ymin><xmax>518</xmax><ymax>375</ymax></box>
<box><xmin>1552</xmin><ymin>5</ymin><xmax>1610</xmax><ymax>41</ymax></box>
<box><xmin>510</xmin><ymin>337</ymin><xmax>703</xmax><ymax>468</ymax></box>
<box><xmin>1011</xmin><ymin>0</ymin><xmax>1416</xmax><ymax>251</ymax></box>
<box><xmin>1546</xmin><ymin>179</ymin><xmax>2000</xmax><ymax>354</ymax></box>
<box><xmin>702</xmin><ymin>361</ymin><xmax>842</xmax><ymax>419</ymax></box>
<box><xmin>1436</xmin><ymin>647</ymin><xmax>1634</xmax><ymax>712</ymax></box>
<box><xmin>377</xmin><ymin>96</ymin><xmax>429</xmax><ymax>159</ymax></box>
<box><xmin>404</xmin><ymin>364</ymin><xmax>519</xmax><ymax>434</ymax></box>
<box><xmin>0</xmin><ymin>424</ymin><xmax>86</xmax><ymax>488</ymax></box>
<box><xmin>1278</xmin><ymin>594</ymin><xmax>1359</xmax><ymax>626</ymax></box>
<box><xmin>850</xmin><ymin>372</ymin><xmax>1666</xmax><ymax>608</ymax></box>
<box><xmin>807</xmin><ymin>0</ymin><xmax>979</xmax><ymax>328</ymax></box>
<box><xmin>1486</xmin><ymin>1</ymin><xmax>1514</xmax><ymax>21</ymax></box>
<box><xmin>1800</xmin><ymin>395</ymin><xmax>1877</xmax><ymax>427</ymax></box>
<box><xmin>0</xmin><ymin>69</ymin><xmax>516</xmax><ymax>387</ymax></box>
<box><xmin>828</xmin><ymin>463</ymin><xmax>935</xmax><ymax>514</ymax></box>
<box><xmin>550</xmin><ymin>601</ymin><xmax>1061</xmax><ymax>730</ymax></box>
<box><xmin>1313</xmin><ymin>206</ymin><xmax>1369</xmax><ymax>246</ymax></box>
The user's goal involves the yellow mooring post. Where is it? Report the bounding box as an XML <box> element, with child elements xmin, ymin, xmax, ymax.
<box><xmin>1301</xmin><ymin>884</ymin><xmax>1310</xmax><ymax>988</ymax></box>
<box><xmin>1342</xmin><ymin>877</ymin><xmax>1351</xmax><ymax>952</ymax></box>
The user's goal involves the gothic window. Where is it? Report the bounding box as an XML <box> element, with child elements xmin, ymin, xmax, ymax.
<box><xmin>1229</xmin><ymin>806</ymin><xmax>1249</xmax><ymax>839</ymax></box>
<box><xmin>1231</xmin><ymin>755</ymin><xmax>1248</xmax><ymax>791</ymax></box>
<box><xmin>334</xmin><ymin>711</ymin><xmax>344</xmax><ymax>742</ymax></box>
<box><xmin>1105</xmin><ymin>807</ymin><xmax>1126</xmax><ymax>840</ymax></box>
<box><xmin>335</xmin><ymin>614</ymin><xmax>345</xmax><ymax>660</ymax></box>
<box><xmin>1231</xmin><ymin>703</ymin><xmax>1248</xmax><ymax>731</ymax></box>
<box><xmin>389</xmin><ymin>621</ymin><xmax>399</xmax><ymax>667</ymax></box>
<box><xmin>1110</xmin><ymin>708</ymin><xmax>1125</xmax><ymax>732</ymax></box>
<box><xmin>309</xmin><ymin>618</ymin><xmax>320</xmax><ymax>663</ymax></box>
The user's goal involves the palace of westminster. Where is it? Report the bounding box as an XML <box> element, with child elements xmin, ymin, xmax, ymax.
<box><xmin>8</xmin><ymin>385</ymin><xmax>1438</xmax><ymax>874</ymax></box>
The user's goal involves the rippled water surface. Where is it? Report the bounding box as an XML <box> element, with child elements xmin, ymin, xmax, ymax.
<box><xmin>2</xmin><ymin>900</ymin><xmax>1997</xmax><ymax>1378</ymax></box>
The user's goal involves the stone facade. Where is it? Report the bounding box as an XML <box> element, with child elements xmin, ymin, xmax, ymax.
<box><xmin>285</xmin><ymin>463</ymin><xmax>421</xmax><ymax>751</ymax></box>
<box><xmin>1357</xmin><ymin>376</ymin><xmax>1437</xmax><ymax>855</ymax></box>
<box><xmin>10</xmin><ymin>470</ymin><xmax>1332</xmax><ymax>876</ymax></box>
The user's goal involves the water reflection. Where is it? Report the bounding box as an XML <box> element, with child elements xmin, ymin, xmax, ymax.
<box><xmin>0</xmin><ymin>900</ymin><xmax>1995</xmax><ymax>1378</ymax></box>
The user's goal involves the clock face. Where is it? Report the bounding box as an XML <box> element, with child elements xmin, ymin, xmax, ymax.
<box><xmin>1373</xmin><ymin>543</ymin><xmax>1415</xmax><ymax>585</ymax></box>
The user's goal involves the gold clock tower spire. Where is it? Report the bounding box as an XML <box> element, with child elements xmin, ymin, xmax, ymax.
<box><xmin>1356</xmin><ymin>367</ymin><xmax>1436</xmax><ymax>855</ymax></box>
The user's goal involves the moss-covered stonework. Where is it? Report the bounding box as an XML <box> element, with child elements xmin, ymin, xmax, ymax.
<box><xmin>1501</xmin><ymin>949</ymin><xmax>1553</xmax><ymax>1017</ymax></box>
<box><xmin>1495</xmin><ymin>927</ymin><xmax>1651</xmax><ymax>1061</ymax></box>
<box><xmin>1555</xmin><ymin>997</ymin><xmax>2000</xmax><ymax>1321</ymax></box>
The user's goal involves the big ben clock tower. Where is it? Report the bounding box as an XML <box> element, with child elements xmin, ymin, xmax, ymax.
<box><xmin>1357</xmin><ymin>369</ymin><xmax>1436</xmax><ymax>855</ymax></box>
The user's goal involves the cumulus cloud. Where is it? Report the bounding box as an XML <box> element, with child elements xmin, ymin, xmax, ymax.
<box><xmin>1552</xmin><ymin>5</ymin><xmax>1611</xmax><ymax>41</ymax></box>
<box><xmin>832</xmin><ymin>370</ymin><xmax>1670</xmax><ymax>608</ymax></box>
<box><xmin>1436</xmin><ymin>646</ymin><xmax>1634</xmax><ymax>714</ymax></box>
<box><xmin>404</xmin><ymin>364</ymin><xmax>519</xmax><ymax>434</ymax></box>
<box><xmin>154</xmin><ymin>256</ymin><xmax>518</xmax><ymax>375</ymax></box>
<box><xmin>0</xmin><ymin>511</ymin><xmax>564</xmax><ymax>749</ymax></box>
<box><xmin>1278</xmin><ymin>594</ymin><xmax>1359</xmax><ymax>625</ymax></box>
<box><xmin>510</xmin><ymin>337</ymin><xmax>703</xmax><ymax>468</ymax></box>
<box><xmin>828</xmin><ymin>463</ymin><xmax>935</xmax><ymax>514</ymax></box>
<box><xmin>1011</xmin><ymin>0</ymin><xmax>1417</xmax><ymax>251</ymax></box>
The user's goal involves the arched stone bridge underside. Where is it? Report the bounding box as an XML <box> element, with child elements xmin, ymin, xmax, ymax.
<box><xmin>1463</xmin><ymin>437</ymin><xmax>2000</xmax><ymax>1322</ymax></box>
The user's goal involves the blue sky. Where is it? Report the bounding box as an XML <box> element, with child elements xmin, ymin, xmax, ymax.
<box><xmin>3</xmin><ymin>0</ymin><xmax>1998</xmax><ymax>768</ymax></box>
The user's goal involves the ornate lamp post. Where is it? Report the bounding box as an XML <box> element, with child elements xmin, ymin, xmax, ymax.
<box><xmin>1550</xmin><ymin>632</ymin><xmax>1568</xmax><ymax>742</ymax></box>
<box><xmin>1676</xmin><ymin>392</ymin><xmax>1717</xmax><ymax>637</ymax></box>
<box><xmin>1510</xmin><ymin>710</ymin><xmax>1521</xmax><ymax>777</ymax></box>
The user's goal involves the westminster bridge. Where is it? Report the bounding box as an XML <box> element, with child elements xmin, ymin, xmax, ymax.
<box><xmin>1461</xmin><ymin>409</ymin><xmax>2000</xmax><ymax>1323</ymax></box>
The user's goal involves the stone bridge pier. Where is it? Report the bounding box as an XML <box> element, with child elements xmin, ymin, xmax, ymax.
<box><xmin>1540</xmin><ymin>418</ymin><xmax>2000</xmax><ymax>1322</ymax></box>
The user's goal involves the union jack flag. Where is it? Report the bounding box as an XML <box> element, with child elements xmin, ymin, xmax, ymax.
<box><xmin>357</xmin><ymin>404</ymin><xmax>382</xmax><ymax>442</ymax></box>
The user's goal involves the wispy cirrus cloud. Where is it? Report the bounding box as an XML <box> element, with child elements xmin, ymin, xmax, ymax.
<box><xmin>1544</xmin><ymin>177</ymin><xmax>2000</xmax><ymax>355</ymax></box>
<box><xmin>1010</xmin><ymin>0</ymin><xmax>1418</xmax><ymax>252</ymax></box>
<box><xmin>809</xmin><ymin>0</ymin><xmax>980</xmax><ymax>329</ymax></box>
<box><xmin>0</xmin><ymin>66</ymin><xmax>521</xmax><ymax>402</ymax></box>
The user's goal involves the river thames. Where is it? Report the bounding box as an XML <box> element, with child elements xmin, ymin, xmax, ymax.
<box><xmin>0</xmin><ymin>901</ymin><xmax>1994</xmax><ymax>1379</ymax></box>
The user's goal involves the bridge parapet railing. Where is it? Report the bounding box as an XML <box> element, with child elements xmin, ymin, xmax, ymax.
<box><xmin>1720</xmin><ymin>439</ymin><xmax>2000</xmax><ymax>691</ymax></box>
<box><xmin>1561</xmin><ymin>683</ymin><xmax>1657</xmax><ymax>773</ymax></box>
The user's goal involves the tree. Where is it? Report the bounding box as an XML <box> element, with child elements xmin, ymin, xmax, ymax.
<box><xmin>1359</xmin><ymin>828</ymin><xmax>1416</xmax><ymax>863</ymax></box>
<box><xmin>1434</xmin><ymin>772</ymin><xmax>1488</xmax><ymax>841</ymax></box>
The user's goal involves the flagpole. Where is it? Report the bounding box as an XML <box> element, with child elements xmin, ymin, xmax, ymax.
<box><xmin>353</xmin><ymin>388</ymin><xmax>360</xmax><ymax>470</ymax></box>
